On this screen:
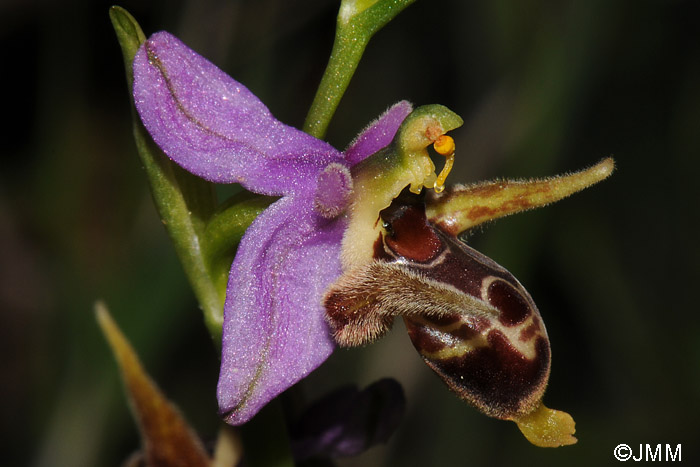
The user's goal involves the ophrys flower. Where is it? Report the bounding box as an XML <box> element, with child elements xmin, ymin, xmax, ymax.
<box><xmin>133</xmin><ymin>31</ymin><xmax>612</xmax><ymax>446</ymax></box>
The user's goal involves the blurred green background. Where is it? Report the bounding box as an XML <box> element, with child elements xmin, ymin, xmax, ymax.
<box><xmin>2</xmin><ymin>0</ymin><xmax>698</xmax><ymax>466</ymax></box>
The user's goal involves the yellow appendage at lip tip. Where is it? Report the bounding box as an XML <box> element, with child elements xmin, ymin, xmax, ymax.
<box><xmin>433</xmin><ymin>135</ymin><xmax>455</xmax><ymax>193</ymax></box>
<box><xmin>514</xmin><ymin>402</ymin><xmax>577</xmax><ymax>447</ymax></box>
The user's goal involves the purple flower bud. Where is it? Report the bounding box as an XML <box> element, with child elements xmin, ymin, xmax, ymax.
<box><xmin>291</xmin><ymin>379</ymin><xmax>405</xmax><ymax>460</ymax></box>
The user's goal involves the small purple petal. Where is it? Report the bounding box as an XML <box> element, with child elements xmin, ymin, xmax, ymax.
<box><xmin>217</xmin><ymin>196</ymin><xmax>344</xmax><ymax>424</ymax></box>
<box><xmin>344</xmin><ymin>101</ymin><xmax>413</xmax><ymax>166</ymax></box>
<box><xmin>133</xmin><ymin>32</ymin><xmax>342</xmax><ymax>195</ymax></box>
<box><xmin>314</xmin><ymin>163</ymin><xmax>353</xmax><ymax>219</ymax></box>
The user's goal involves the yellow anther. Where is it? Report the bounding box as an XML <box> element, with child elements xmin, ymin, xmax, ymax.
<box><xmin>433</xmin><ymin>135</ymin><xmax>455</xmax><ymax>193</ymax></box>
<box><xmin>433</xmin><ymin>135</ymin><xmax>455</xmax><ymax>156</ymax></box>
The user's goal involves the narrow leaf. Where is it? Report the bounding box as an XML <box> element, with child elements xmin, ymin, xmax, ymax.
<box><xmin>95</xmin><ymin>301</ymin><xmax>211</xmax><ymax>466</ymax></box>
<box><xmin>109</xmin><ymin>6</ymin><xmax>146</xmax><ymax>88</ymax></box>
<box><xmin>111</xmin><ymin>7</ymin><xmax>223</xmax><ymax>342</ymax></box>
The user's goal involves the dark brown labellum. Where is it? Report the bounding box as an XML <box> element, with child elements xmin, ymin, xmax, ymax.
<box><xmin>324</xmin><ymin>192</ymin><xmax>551</xmax><ymax>420</ymax></box>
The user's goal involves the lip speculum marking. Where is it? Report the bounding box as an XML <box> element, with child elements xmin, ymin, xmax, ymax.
<box><xmin>327</xmin><ymin>193</ymin><xmax>551</xmax><ymax>417</ymax></box>
<box><xmin>386</xmin><ymin>201</ymin><xmax>551</xmax><ymax>419</ymax></box>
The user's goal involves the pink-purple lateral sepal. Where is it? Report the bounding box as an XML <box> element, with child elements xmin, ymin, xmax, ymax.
<box><xmin>217</xmin><ymin>196</ymin><xmax>345</xmax><ymax>424</ymax></box>
<box><xmin>344</xmin><ymin>101</ymin><xmax>413</xmax><ymax>166</ymax></box>
<box><xmin>132</xmin><ymin>31</ymin><xmax>342</xmax><ymax>195</ymax></box>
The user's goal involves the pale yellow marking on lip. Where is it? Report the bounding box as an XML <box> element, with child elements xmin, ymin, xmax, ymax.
<box><xmin>410</xmin><ymin>314</ymin><xmax>490</xmax><ymax>360</ymax></box>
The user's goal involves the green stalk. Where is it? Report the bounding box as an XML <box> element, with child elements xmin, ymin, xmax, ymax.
<box><xmin>110</xmin><ymin>6</ymin><xmax>223</xmax><ymax>343</ymax></box>
<box><xmin>303</xmin><ymin>0</ymin><xmax>417</xmax><ymax>139</ymax></box>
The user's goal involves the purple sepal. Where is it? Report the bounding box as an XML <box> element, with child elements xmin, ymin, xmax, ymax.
<box><xmin>217</xmin><ymin>196</ymin><xmax>344</xmax><ymax>425</ymax></box>
<box><xmin>133</xmin><ymin>32</ymin><xmax>342</xmax><ymax>195</ymax></box>
<box><xmin>344</xmin><ymin>101</ymin><xmax>413</xmax><ymax>166</ymax></box>
<box><xmin>291</xmin><ymin>379</ymin><xmax>406</xmax><ymax>460</ymax></box>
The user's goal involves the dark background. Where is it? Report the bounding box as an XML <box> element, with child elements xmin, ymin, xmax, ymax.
<box><xmin>2</xmin><ymin>0</ymin><xmax>698</xmax><ymax>465</ymax></box>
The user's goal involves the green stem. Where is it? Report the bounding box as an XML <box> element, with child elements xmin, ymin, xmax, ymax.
<box><xmin>303</xmin><ymin>30</ymin><xmax>369</xmax><ymax>139</ymax></box>
<box><xmin>111</xmin><ymin>6</ymin><xmax>223</xmax><ymax>343</ymax></box>
<box><xmin>303</xmin><ymin>0</ymin><xmax>417</xmax><ymax>139</ymax></box>
<box><xmin>132</xmin><ymin>128</ymin><xmax>224</xmax><ymax>342</ymax></box>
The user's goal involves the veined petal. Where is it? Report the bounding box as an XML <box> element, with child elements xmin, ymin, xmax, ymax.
<box><xmin>344</xmin><ymin>101</ymin><xmax>413</xmax><ymax>166</ymax></box>
<box><xmin>217</xmin><ymin>197</ymin><xmax>343</xmax><ymax>424</ymax></box>
<box><xmin>133</xmin><ymin>32</ymin><xmax>342</xmax><ymax>195</ymax></box>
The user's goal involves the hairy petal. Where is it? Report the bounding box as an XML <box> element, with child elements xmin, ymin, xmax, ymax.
<box><xmin>426</xmin><ymin>158</ymin><xmax>614</xmax><ymax>236</ymax></box>
<box><xmin>344</xmin><ymin>100</ymin><xmax>413</xmax><ymax>166</ymax></box>
<box><xmin>133</xmin><ymin>31</ymin><xmax>342</xmax><ymax>194</ymax></box>
<box><xmin>217</xmin><ymin>197</ymin><xmax>343</xmax><ymax>424</ymax></box>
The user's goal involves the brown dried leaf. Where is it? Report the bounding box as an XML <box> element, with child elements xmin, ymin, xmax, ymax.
<box><xmin>95</xmin><ymin>302</ymin><xmax>211</xmax><ymax>467</ymax></box>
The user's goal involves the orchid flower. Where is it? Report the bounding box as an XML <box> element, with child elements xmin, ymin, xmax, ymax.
<box><xmin>133</xmin><ymin>31</ymin><xmax>613</xmax><ymax>447</ymax></box>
